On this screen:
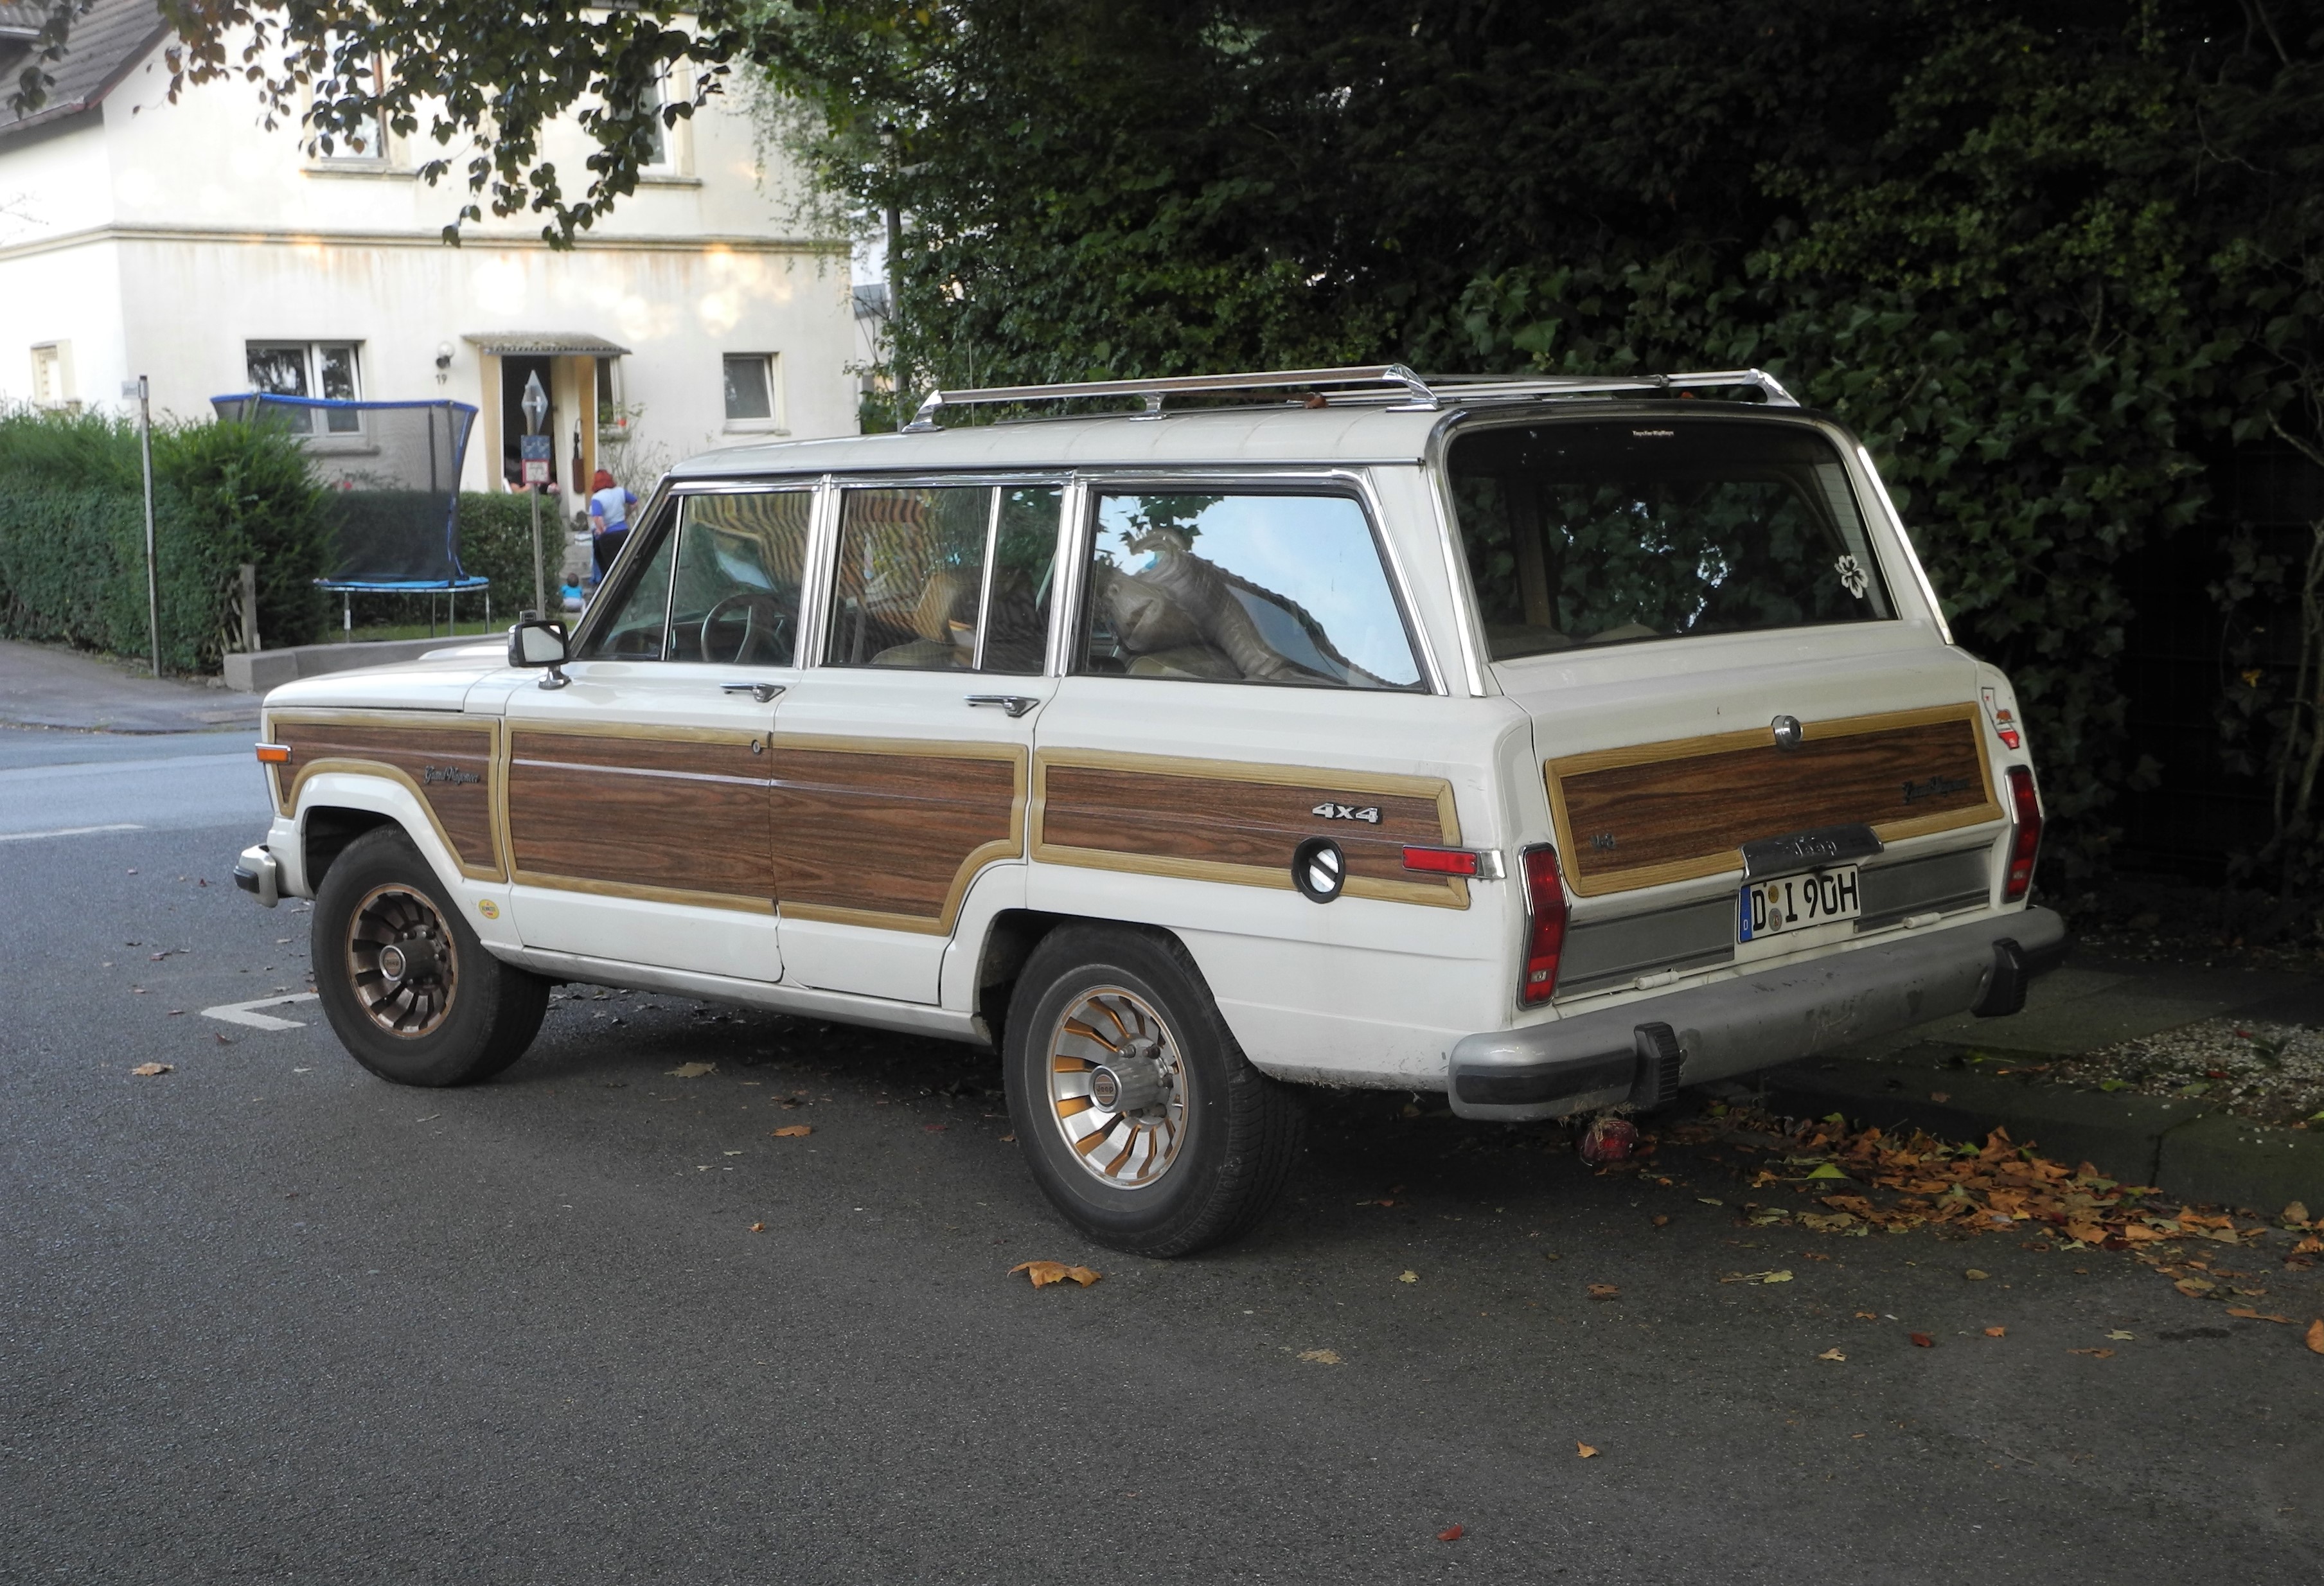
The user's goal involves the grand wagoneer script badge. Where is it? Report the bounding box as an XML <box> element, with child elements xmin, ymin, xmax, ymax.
<box><xmin>1901</xmin><ymin>774</ymin><xmax>1974</xmax><ymax>804</ymax></box>
<box><xmin>423</xmin><ymin>765</ymin><xmax>483</xmax><ymax>787</ymax></box>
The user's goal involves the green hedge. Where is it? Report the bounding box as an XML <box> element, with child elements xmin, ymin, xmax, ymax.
<box><xmin>0</xmin><ymin>409</ymin><xmax>331</xmax><ymax>672</ymax></box>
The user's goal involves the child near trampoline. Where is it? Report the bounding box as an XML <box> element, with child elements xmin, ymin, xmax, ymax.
<box><xmin>588</xmin><ymin>469</ymin><xmax>639</xmax><ymax>589</ymax></box>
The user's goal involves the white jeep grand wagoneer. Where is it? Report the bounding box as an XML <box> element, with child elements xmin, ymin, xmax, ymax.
<box><xmin>234</xmin><ymin>365</ymin><xmax>2062</xmax><ymax>1255</ymax></box>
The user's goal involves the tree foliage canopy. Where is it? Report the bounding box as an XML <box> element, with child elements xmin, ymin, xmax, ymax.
<box><xmin>15</xmin><ymin>0</ymin><xmax>2324</xmax><ymax>875</ymax></box>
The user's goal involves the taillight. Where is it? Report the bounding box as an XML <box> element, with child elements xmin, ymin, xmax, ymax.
<box><xmin>2003</xmin><ymin>766</ymin><xmax>2041</xmax><ymax>902</ymax></box>
<box><xmin>1520</xmin><ymin>844</ymin><xmax>1568</xmax><ymax>1006</ymax></box>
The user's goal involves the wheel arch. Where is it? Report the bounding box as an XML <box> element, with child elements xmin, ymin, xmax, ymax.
<box><xmin>295</xmin><ymin>772</ymin><xmax>468</xmax><ymax>899</ymax></box>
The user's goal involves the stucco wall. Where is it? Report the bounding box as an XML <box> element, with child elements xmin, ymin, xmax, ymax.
<box><xmin>0</xmin><ymin>31</ymin><xmax>858</xmax><ymax>485</ymax></box>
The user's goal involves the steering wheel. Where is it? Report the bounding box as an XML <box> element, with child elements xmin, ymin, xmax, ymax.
<box><xmin>699</xmin><ymin>592</ymin><xmax>792</xmax><ymax>665</ymax></box>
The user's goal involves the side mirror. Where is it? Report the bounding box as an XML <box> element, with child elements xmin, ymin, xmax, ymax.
<box><xmin>508</xmin><ymin>614</ymin><xmax>572</xmax><ymax>689</ymax></box>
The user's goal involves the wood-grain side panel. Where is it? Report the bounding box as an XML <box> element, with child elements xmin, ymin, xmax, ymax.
<box><xmin>1031</xmin><ymin>751</ymin><xmax>1468</xmax><ymax>908</ymax></box>
<box><xmin>508</xmin><ymin>729</ymin><xmax>774</xmax><ymax>901</ymax></box>
<box><xmin>1548</xmin><ymin>704</ymin><xmax>2000</xmax><ymax>896</ymax></box>
<box><xmin>769</xmin><ymin>747</ymin><xmax>1021</xmax><ymax>929</ymax></box>
<box><xmin>275</xmin><ymin>720</ymin><xmax>499</xmax><ymax>875</ymax></box>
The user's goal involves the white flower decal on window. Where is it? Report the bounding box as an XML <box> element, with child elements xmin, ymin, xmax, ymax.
<box><xmin>1834</xmin><ymin>554</ymin><xmax>1869</xmax><ymax>599</ymax></box>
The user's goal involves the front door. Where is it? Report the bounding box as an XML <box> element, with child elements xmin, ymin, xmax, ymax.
<box><xmin>502</xmin><ymin>486</ymin><xmax>815</xmax><ymax>982</ymax></box>
<box><xmin>768</xmin><ymin>480</ymin><xmax>1063</xmax><ymax>1002</ymax></box>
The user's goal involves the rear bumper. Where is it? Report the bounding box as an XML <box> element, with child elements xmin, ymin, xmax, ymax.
<box><xmin>1447</xmin><ymin>907</ymin><xmax>2067</xmax><ymax>1121</ymax></box>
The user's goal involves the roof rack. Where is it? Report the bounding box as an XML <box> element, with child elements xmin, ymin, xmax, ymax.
<box><xmin>902</xmin><ymin>364</ymin><xmax>1796</xmax><ymax>431</ymax></box>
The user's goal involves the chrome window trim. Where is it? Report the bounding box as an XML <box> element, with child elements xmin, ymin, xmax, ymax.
<box><xmin>1045</xmin><ymin>478</ymin><xmax>1090</xmax><ymax>679</ymax></box>
<box><xmin>1856</xmin><ymin>443</ymin><xmax>1954</xmax><ymax>647</ymax></box>
<box><xmin>1063</xmin><ymin>466</ymin><xmax>1444</xmax><ymax>697</ymax></box>
<box><xmin>970</xmin><ymin>486</ymin><xmax>1004</xmax><ymax>673</ymax></box>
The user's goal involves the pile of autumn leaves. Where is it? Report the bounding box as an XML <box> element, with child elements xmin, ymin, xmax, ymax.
<box><xmin>1668</xmin><ymin>1103</ymin><xmax>2324</xmax><ymax>1350</ymax></box>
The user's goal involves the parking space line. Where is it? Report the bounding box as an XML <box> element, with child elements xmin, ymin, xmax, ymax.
<box><xmin>200</xmin><ymin>993</ymin><xmax>319</xmax><ymax>1031</ymax></box>
<box><xmin>0</xmin><ymin>823</ymin><xmax>146</xmax><ymax>842</ymax></box>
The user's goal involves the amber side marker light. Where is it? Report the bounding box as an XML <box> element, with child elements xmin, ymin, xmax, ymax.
<box><xmin>254</xmin><ymin>743</ymin><xmax>290</xmax><ymax>765</ymax></box>
<box><xmin>2003</xmin><ymin>766</ymin><xmax>2042</xmax><ymax>903</ymax></box>
<box><xmin>1519</xmin><ymin>844</ymin><xmax>1569</xmax><ymax>1006</ymax></box>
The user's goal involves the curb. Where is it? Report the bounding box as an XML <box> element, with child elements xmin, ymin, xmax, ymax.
<box><xmin>1750</xmin><ymin>1053</ymin><xmax>2323</xmax><ymax>1211</ymax></box>
<box><xmin>222</xmin><ymin>636</ymin><xmax>498</xmax><ymax>695</ymax></box>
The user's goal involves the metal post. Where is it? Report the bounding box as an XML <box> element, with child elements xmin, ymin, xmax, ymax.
<box><xmin>131</xmin><ymin>376</ymin><xmax>159</xmax><ymax>677</ymax></box>
<box><xmin>522</xmin><ymin>370</ymin><xmax>550</xmax><ymax>613</ymax></box>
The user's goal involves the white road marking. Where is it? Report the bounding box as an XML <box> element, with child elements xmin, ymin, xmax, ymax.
<box><xmin>200</xmin><ymin>992</ymin><xmax>319</xmax><ymax>1031</ymax></box>
<box><xmin>0</xmin><ymin>823</ymin><xmax>145</xmax><ymax>842</ymax></box>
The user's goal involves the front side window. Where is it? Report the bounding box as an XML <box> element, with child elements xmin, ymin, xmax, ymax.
<box><xmin>824</xmin><ymin>485</ymin><xmax>1061</xmax><ymax>673</ymax></box>
<box><xmin>1447</xmin><ymin>418</ymin><xmax>1895</xmax><ymax>661</ymax></box>
<box><xmin>1079</xmin><ymin>490</ymin><xmax>1423</xmax><ymax>690</ymax></box>
<box><xmin>579</xmin><ymin>490</ymin><xmax>813</xmax><ymax>663</ymax></box>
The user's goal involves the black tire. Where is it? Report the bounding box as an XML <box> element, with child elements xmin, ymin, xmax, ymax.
<box><xmin>1003</xmin><ymin>924</ymin><xmax>1304</xmax><ymax>1257</ymax></box>
<box><xmin>311</xmin><ymin>826</ymin><xmax>549</xmax><ymax>1087</ymax></box>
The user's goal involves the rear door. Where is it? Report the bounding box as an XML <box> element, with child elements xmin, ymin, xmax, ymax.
<box><xmin>767</xmin><ymin>478</ymin><xmax>1065</xmax><ymax>1003</ymax></box>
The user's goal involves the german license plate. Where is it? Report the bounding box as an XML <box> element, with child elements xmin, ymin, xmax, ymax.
<box><xmin>1738</xmin><ymin>865</ymin><xmax>1861</xmax><ymax>943</ymax></box>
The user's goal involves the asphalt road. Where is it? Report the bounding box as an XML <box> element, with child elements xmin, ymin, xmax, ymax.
<box><xmin>4</xmin><ymin>727</ymin><xmax>2321</xmax><ymax>1583</ymax></box>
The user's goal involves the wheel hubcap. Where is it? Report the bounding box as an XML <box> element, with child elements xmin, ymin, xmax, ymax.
<box><xmin>346</xmin><ymin>884</ymin><xmax>458</xmax><ymax>1038</ymax></box>
<box><xmin>1046</xmin><ymin>989</ymin><xmax>1188</xmax><ymax>1190</ymax></box>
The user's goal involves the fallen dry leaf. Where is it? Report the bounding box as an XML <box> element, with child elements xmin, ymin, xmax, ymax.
<box><xmin>1010</xmin><ymin>1260</ymin><xmax>1101</xmax><ymax>1289</ymax></box>
<box><xmin>2283</xmin><ymin>1200</ymin><xmax>2310</xmax><ymax>1228</ymax></box>
<box><xmin>1298</xmin><ymin>1348</ymin><xmax>1342</xmax><ymax>1365</ymax></box>
<box><xmin>1398</xmin><ymin>1270</ymin><xmax>1419</xmax><ymax>1284</ymax></box>
<box><xmin>1817</xmin><ymin>1348</ymin><xmax>1847</xmax><ymax>1362</ymax></box>
<box><xmin>772</xmin><ymin>1125</ymin><xmax>813</xmax><ymax>1138</ymax></box>
<box><xmin>2106</xmin><ymin>1330</ymin><xmax>2137</xmax><ymax>1341</ymax></box>
<box><xmin>1575</xmin><ymin>1442</ymin><xmax>1599</xmax><ymax>1459</ymax></box>
<box><xmin>1909</xmin><ymin>1333</ymin><xmax>1935</xmax><ymax>1348</ymax></box>
<box><xmin>2174</xmin><ymin>1277</ymin><xmax>2215</xmax><ymax>1297</ymax></box>
<box><xmin>1964</xmin><ymin>1269</ymin><xmax>1989</xmax><ymax>1281</ymax></box>
<box><xmin>1587</xmin><ymin>1283</ymin><xmax>1620</xmax><ymax>1301</ymax></box>
<box><xmin>1929</xmin><ymin>1091</ymin><xmax>1951</xmax><ymax>1103</ymax></box>
<box><xmin>1854</xmin><ymin>1310</ymin><xmax>1878</xmax><ymax>1320</ymax></box>
<box><xmin>1984</xmin><ymin>1326</ymin><xmax>2007</xmax><ymax>1337</ymax></box>
<box><xmin>1437</xmin><ymin>1524</ymin><xmax>1464</xmax><ymax>1542</ymax></box>
<box><xmin>1719</xmin><ymin>1269</ymin><xmax>1795</xmax><ymax>1285</ymax></box>
<box><xmin>747</xmin><ymin>1222</ymin><xmax>765</xmax><ymax>1233</ymax></box>
<box><xmin>129</xmin><ymin>1062</ymin><xmax>172</xmax><ymax>1076</ymax></box>
<box><xmin>1651</xmin><ymin>1213</ymin><xmax>1670</xmax><ymax>1227</ymax></box>
<box><xmin>666</xmin><ymin>1062</ymin><xmax>716</xmax><ymax>1078</ymax></box>
<box><xmin>2307</xmin><ymin>1319</ymin><xmax>2324</xmax><ymax>1356</ymax></box>
<box><xmin>2068</xmin><ymin>1347</ymin><xmax>2116</xmax><ymax>1359</ymax></box>
<box><xmin>2226</xmin><ymin>1307</ymin><xmax>2292</xmax><ymax>1323</ymax></box>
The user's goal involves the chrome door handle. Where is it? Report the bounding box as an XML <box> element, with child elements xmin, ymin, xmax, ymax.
<box><xmin>966</xmin><ymin>694</ymin><xmax>1039</xmax><ymax>718</ymax></box>
<box><xmin>721</xmin><ymin>682</ymin><xmax>786</xmax><ymax>704</ymax></box>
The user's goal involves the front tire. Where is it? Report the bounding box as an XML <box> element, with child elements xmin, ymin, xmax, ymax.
<box><xmin>312</xmin><ymin>826</ymin><xmax>549</xmax><ymax>1087</ymax></box>
<box><xmin>1003</xmin><ymin>925</ymin><xmax>1304</xmax><ymax>1257</ymax></box>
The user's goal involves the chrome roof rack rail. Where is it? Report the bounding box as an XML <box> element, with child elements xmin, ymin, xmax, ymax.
<box><xmin>905</xmin><ymin>364</ymin><xmax>1437</xmax><ymax>431</ymax></box>
<box><xmin>901</xmin><ymin>363</ymin><xmax>1795</xmax><ymax>431</ymax></box>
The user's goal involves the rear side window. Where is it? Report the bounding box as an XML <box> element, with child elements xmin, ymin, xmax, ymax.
<box><xmin>824</xmin><ymin>484</ymin><xmax>1061</xmax><ymax>673</ymax></box>
<box><xmin>1079</xmin><ymin>491</ymin><xmax>1423</xmax><ymax>690</ymax></box>
<box><xmin>1447</xmin><ymin>419</ymin><xmax>1894</xmax><ymax>661</ymax></box>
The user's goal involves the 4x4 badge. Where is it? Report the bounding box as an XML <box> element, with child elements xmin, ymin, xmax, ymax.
<box><xmin>1311</xmin><ymin>802</ymin><xmax>1381</xmax><ymax>824</ymax></box>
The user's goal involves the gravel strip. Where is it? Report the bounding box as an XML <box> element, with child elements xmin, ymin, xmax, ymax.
<box><xmin>2036</xmin><ymin>1018</ymin><xmax>2324</xmax><ymax>1128</ymax></box>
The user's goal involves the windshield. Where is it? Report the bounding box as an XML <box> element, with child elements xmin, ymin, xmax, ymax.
<box><xmin>1446</xmin><ymin>418</ymin><xmax>1894</xmax><ymax>660</ymax></box>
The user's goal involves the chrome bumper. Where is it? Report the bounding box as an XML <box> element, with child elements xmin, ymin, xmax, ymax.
<box><xmin>233</xmin><ymin>843</ymin><xmax>282</xmax><ymax>908</ymax></box>
<box><xmin>1447</xmin><ymin>908</ymin><xmax>2068</xmax><ymax>1122</ymax></box>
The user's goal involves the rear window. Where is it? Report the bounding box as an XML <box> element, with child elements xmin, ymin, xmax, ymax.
<box><xmin>1446</xmin><ymin>419</ymin><xmax>1894</xmax><ymax>660</ymax></box>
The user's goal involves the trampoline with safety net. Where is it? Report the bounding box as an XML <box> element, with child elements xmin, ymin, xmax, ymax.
<box><xmin>210</xmin><ymin>393</ymin><xmax>490</xmax><ymax>636</ymax></box>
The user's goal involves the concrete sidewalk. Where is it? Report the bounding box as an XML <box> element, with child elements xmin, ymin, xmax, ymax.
<box><xmin>0</xmin><ymin>639</ymin><xmax>260</xmax><ymax>733</ymax></box>
<box><xmin>1761</xmin><ymin>946</ymin><xmax>2324</xmax><ymax>1209</ymax></box>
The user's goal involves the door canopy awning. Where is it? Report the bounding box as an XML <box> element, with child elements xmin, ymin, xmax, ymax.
<box><xmin>463</xmin><ymin>332</ymin><xmax>633</xmax><ymax>357</ymax></box>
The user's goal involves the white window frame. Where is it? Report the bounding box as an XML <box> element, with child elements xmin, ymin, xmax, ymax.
<box><xmin>721</xmin><ymin>352</ymin><xmax>786</xmax><ymax>434</ymax></box>
<box><xmin>245</xmin><ymin>341</ymin><xmax>368</xmax><ymax>443</ymax></box>
<box><xmin>306</xmin><ymin>47</ymin><xmax>394</xmax><ymax>168</ymax></box>
<box><xmin>28</xmin><ymin>341</ymin><xmax>74</xmax><ymax>409</ymax></box>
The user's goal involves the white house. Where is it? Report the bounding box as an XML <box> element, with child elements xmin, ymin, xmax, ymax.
<box><xmin>0</xmin><ymin>0</ymin><xmax>861</xmax><ymax>497</ymax></box>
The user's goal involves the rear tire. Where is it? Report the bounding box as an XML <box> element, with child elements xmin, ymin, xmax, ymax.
<box><xmin>1003</xmin><ymin>924</ymin><xmax>1304</xmax><ymax>1256</ymax></box>
<box><xmin>312</xmin><ymin>826</ymin><xmax>548</xmax><ymax>1087</ymax></box>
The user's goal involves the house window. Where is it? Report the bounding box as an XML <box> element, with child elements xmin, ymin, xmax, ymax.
<box><xmin>723</xmin><ymin>353</ymin><xmax>779</xmax><ymax>425</ymax></box>
<box><xmin>29</xmin><ymin>342</ymin><xmax>71</xmax><ymax>407</ymax></box>
<box><xmin>247</xmin><ymin>341</ymin><xmax>362</xmax><ymax>434</ymax></box>
<box><xmin>312</xmin><ymin>48</ymin><xmax>389</xmax><ymax>161</ymax></box>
